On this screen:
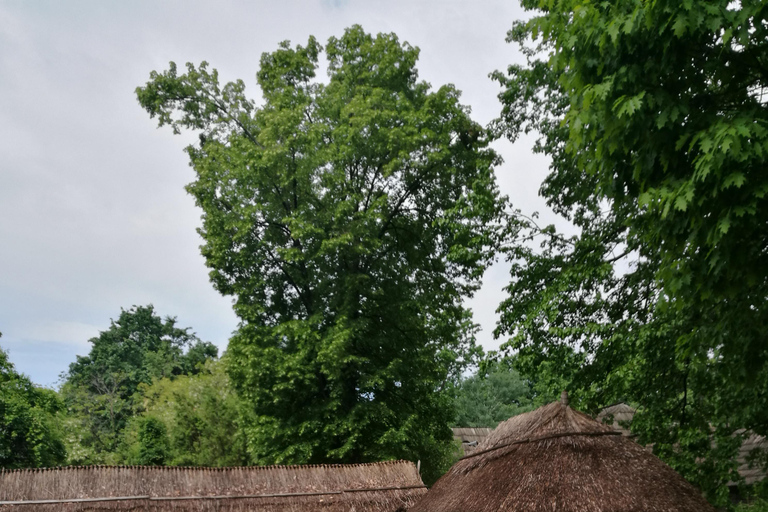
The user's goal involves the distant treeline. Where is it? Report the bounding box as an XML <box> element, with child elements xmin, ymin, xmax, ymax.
<box><xmin>0</xmin><ymin>306</ymin><xmax>249</xmax><ymax>468</ymax></box>
<box><xmin>0</xmin><ymin>305</ymin><xmax>538</xmax><ymax>470</ymax></box>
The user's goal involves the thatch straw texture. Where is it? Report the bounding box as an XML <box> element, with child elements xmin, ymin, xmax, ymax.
<box><xmin>0</xmin><ymin>460</ymin><xmax>425</xmax><ymax>511</ymax></box>
<box><xmin>412</xmin><ymin>396</ymin><xmax>715</xmax><ymax>512</ymax></box>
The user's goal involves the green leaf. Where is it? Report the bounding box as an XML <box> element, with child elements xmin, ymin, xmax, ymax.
<box><xmin>722</xmin><ymin>172</ymin><xmax>746</xmax><ymax>189</ymax></box>
<box><xmin>656</xmin><ymin>109</ymin><xmax>670</xmax><ymax>129</ymax></box>
<box><xmin>607</xmin><ymin>22</ymin><xmax>620</xmax><ymax>43</ymax></box>
<box><xmin>672</xmin><ymin>15</ymin><xmax>688</xmax><ymax>37</ymax></box>
<box><xmin>717</xmin><ymin>215</ymin><xmax>731</xmax><ymax>234</ymax></box>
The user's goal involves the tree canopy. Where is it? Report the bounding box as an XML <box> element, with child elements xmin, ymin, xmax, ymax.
<box><xmin>120</xmin><ymin>358</ymin><xmax>251</xmax><ymax>467</ymax></box>
<box><xmin>493</xmin><ymin>0</ymin><xmax>768</xmax><ymax>505</ymax></box>
<box><xmin>136</xmin><ymin>25</ymin><xmax>504</xmax><ymax>483</ymax></box>
<box><xmin>61</xmin><ymin>305</ymin><xmax>217</xmax><ymax>463</ymax></box>
<box><xmin>453</xmin><ymin>361</ymin><xmax>533</xmax><ymax>428</ymax></box>
<box><xmin>0</xmin><ymin>334</ymin><xmax>66</xmax><ymax>469</ymax></box>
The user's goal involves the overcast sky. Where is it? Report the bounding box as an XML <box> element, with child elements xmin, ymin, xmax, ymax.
<box><xmin>0</xmin><ymin>0</ymin><xmax>559</xmax><ymax>387</ymax></box>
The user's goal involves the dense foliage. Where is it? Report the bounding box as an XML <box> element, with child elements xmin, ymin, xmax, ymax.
<box><xmin>121</xmin><ymin>358</ymin><xmax>251</xmax><ymax>466</ymax></box>
<box><xmin>60</xmin><ymin>305</ymin><xmax>218</xmax><ymax>463</ymax></box>
<box><xmin>135</xmin><ymin>416</ymin><xmax>170</xmax><ymax>465</ymax></box>
<box><xmin>0</xmin><ymin>333</ymin><xmax>66</xmax><ymax>469</ymax></box>
<box><xmin>737</xmin><ymin>498</ymin><xmax>768</xmax><ymax>512</ymax></box>
<box><xmin>453</xmin><ymin>361</ymin><xmax>533</xmax><ymax>428</ymax></box>
<box><xmin>136</xmin><ymin>26</ymin><xmax>503</xmax><ymax>483</ymax></box>
<box><xmin>493</xmin><ymin>0</ymin><xmax>768</xmax><ymax>506</ymax></box>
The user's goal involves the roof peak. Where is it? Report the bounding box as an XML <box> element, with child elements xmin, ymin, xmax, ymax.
<box><xmin>469</xmin><ymin>397</ymin><xmax>615</xmax><ymax>454</ymax></box>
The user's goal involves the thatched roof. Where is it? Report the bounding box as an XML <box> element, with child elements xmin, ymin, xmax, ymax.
<box><xmin>452</xmin><ymin>428</ymin><xmax>493</xmax><ymax>456</ymax></box>
<box><xmin>412</xmin><ymin>393</ymin><xmax>715</xmax><ymax>512</ymax></box>
<box><xmin>0</xmin><ymin>460</ymin><xmax>425</xmax><ymax>511</ymax></box>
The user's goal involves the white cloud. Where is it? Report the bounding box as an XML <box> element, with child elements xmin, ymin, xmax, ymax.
<box><xmin>21</xmin><ymin>321</ymin><xmax>100</xmax><ymax>348</ymax></box>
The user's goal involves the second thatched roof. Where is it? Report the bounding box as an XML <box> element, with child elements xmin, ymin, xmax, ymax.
<box><xmin>412</xmin><ymin>393</ymin><xmax>715</xmax><ymax>512</ymax></box>
<box><xmin>0</xmin><ymin>460</ymin><xmax>425</xmax><ymax>511</ymax></box>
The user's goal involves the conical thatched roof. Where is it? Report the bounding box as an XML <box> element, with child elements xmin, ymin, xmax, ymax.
<box><xmin>0</xmin><ymin>460</ymin><xmax>425</xmax><ymax>511</ymax></box>
<box><xmin>412</xmin><ymin>393</ymin><xmax>715</xmax><ymax>512</ymax></box>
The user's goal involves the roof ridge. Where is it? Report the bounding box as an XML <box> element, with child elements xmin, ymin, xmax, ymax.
<box><xmin>461</xmin><ymin>429</ymin><xmax>623</xmax><ymax>461</ymax></box>
<box><xmin>0</xmin><ymin>459</ymin><xmax>414</xmax><ymax>474</ymax></box>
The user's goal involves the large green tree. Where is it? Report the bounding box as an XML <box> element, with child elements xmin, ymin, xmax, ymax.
<box><xmin>493</xmin><ymin>0</ymin><xmax>767</xmax><ymax>505</ymax></box>
<box><xmin>61</xmin><ymin>305</ymin><xmax>217</xmax><ymax>463</ymax></box>
<box><xmin>136</xmin><ymin>26</ymin><xmax>503</xmax><ymax>482</ymax></box>
<box><xmin>0</xmin><ymin>334</ymin><xmax>66</xmax><ymax>468</ymax></box>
